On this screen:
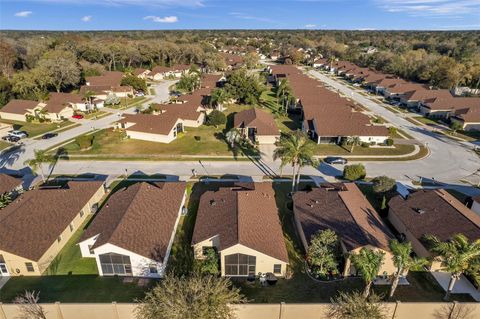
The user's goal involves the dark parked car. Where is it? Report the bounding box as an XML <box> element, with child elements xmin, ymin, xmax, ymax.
<box><xmin>2</xmin><ymin>135</ymin><xmax>20</xmax><ymax>143</ymax></box>
<box><xmin>42</xmin><ymin>132</ymin><xmax>58</xmax><ymax>139</ymax></box>
<box><xmin>324</xmin><ymin>157</ymin><xmax>348</xmax><ymax>165</ymax></box>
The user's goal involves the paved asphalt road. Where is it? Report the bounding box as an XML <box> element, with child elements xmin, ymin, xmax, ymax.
<box><xmin>1</xmin><ymin>73</ymin><xmax>479</xmax><ymax>191</ymax></box>
<box><xmin>0</xmin><ymin>80</ymin><xmax>176</xmax><ymax>171</ymax></box>
<box><xmin>308</xmin><ymin>70</ymin><xmax>480</xmax><ymax>184</ymax></box>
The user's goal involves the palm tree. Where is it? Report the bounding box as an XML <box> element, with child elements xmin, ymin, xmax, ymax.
<box><xmin>225</xmin><ymin>128</ymin><xmax>241</xmax><ymax>148</ymax></box>
<box><xmin>273</xmin><ymin>130</ymin><xmax>317</xmax><ymax>192</ymax></box>
<box><xmin>388</xmin><ymin>240</ymin><xmax>428</xmax><ymax>298</ymax></box>
<box><xmin>343</xmin><ymin>136</ymin><xmax>361</xmax><ymax>153</ymax></box>
<box><xmin>328</xmin><ymin>55</ymin><xmax>338</xmax><ymax>70</ymax></box>
<box><xmin>425</xmin><ymin>233</ymin><xmax>480</xmax><ymax>301</ymax></box>
<box><xmin>209</xmin><ymin>88</ymin><xmax>229</xmax><ymax>111</ymax></box>
<box><xmin>83</xmin><ymin>90</ymin><xmax>96</xmax><ymax>111</ymax></box>
<box><xmin>24</xmin><ymin>150</ymin><xmax>56</xmax><ymax>183</ymax></box>
<box><xmin>350</xmin><ymin>248</ymin><xmax>385</xmax><ymax>297</ymax></box>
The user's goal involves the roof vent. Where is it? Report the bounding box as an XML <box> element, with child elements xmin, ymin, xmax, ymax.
<box><xmin>415</xmin><ymin>208</ymin><xmax>426</xmax><ymax>214</ymax></box>
<box><xmin>210</xmin><ymin>200</ymin><xmax>216</xmax><ymax>206</ymax></box>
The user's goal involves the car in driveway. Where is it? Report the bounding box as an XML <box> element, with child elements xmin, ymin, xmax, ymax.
<box><xmin>72</xmin><ymin>114</ymin><xmax>84</xmax><ymax>119</ymax></box>
<box><xmin>324</xmin><ymin>156</ymin><xmax>348</xmax><ymax>165</ymax></box>
<box><xmin>2</xmin><ymin>135</ymin><xmax>20</xmax><ymax>143</ymax></box>
<box><xmin>8</xmin><ymin>130</ymin><xmax>28</xmax><ymax>138</ymax></box>
<box><xmin>42</xmin><ymin>132</ymin><xmax>58</xmax><ymax>139</ymax></box>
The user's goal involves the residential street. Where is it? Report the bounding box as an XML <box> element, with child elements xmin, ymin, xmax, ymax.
<box><xmin>308</xmin><ymin>69</ymin><xmax>480</xmax><ymax>184</ymax></box>
<box><xmin>0</xmin><ymin>80</ymin><xmax>176</xmax><ymax>171</ymax></box>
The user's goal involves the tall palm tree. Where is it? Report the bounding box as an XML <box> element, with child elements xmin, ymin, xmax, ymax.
<box><xmin>225</xmin><ymin>128</ymin><xmax>241</xmax><ymax>148</ymax></box>
<box><xmin>328</xmin><ymin>55</ymin><xmax>338</xmax><ymax>70</ymax></box>
<box><xmin>388</xmin><ymin>240</ymin><xmax>428</xmax><ymax>298</ymax></box>
<box><xmin>425</xmin><ymin>233</ymin><xmax>480</xmax><ymax>301</ymax></box>
<box><xmin>209</xmin><ymin>88</ymin><xmax>229</xmax><ymax>111</ymax></box>
<box><xmin>350</xmin><ymin>248</ymin><xmax>385</xmax><ymax>298</ymax></box>
<box><xmin>344</xmin><ymin>136</ymin><xmax>361</xmax><ymax>153</ymax></box>
<box><xmin>24</xmin><ymin>150</ymin><xmax>56</xmax><ymax>183</ymax></box>
<box><xmin>83</xmin><ymin>90</ymin><xmax>96</xmax><ymax>110</ymax></box>
<box><xmin>274</xmin><ymin>130</ymin><xmax>317</xmax><ymax>192</ymax></box>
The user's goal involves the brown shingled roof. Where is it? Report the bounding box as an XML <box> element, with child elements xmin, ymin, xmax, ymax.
<box><xmin>86</xmin><ymin>71</ymin><xmax>123</xmax><ymax>87</ymax></box>
<box><xmin>121</xmin><ymin>113</ymin><xmax>180</xmax><ymax>135</ymax></box>
<box><xmin>80</xmin><ymin>182</ymin><xmax>185</xmax><ymax>262</ymax></box>
<box><xmin>388</xmin><ymin>189</ymin><xmax>480</xmax><ymax>243</ymax></box>
<box><xmin>293</xmin><ymin>183</ymin><xmax>393</xmax><ymax>251</ymax></box>
<box><xmin>0</xmin><ymin>181</ymin><xmax>104</xmax><ymax>261</ymax></box>
<box><xmin>234</xmin><ymin>108</ymin><xmax>280</xmax><ymax>136</ymax></box>
<box><xmin>0</xmin><ymin>174</ymin><xmax>22</xmax><ymax>195</ymax></box>
<box><xmin>0</xmin><ymin>99</ymin><xmax>40</xmax><ymax>115</ymax></box>
<box><xmin>44</xmin><ymin>92</ymin><xmax>83</xmax><ymax>114</ymax></box>
<box><xmin>192</xmin><ymin>183</ymin><xmax>289</xmax><ymax>263</ymax></box>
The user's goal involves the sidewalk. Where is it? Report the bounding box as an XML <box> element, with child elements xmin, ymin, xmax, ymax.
<box><xmin>430</xmin><ymin>272</ymin><xmax>480</xmax><ymax>301</ymax></box>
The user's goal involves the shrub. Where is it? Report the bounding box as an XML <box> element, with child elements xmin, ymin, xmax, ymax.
<box><xmin>343</xmin><ymin>164</ymin><xmax>366</xmax><ymax>181</ymax></box>
<box><xmin>206</xmin><ymin>110</ymin><xmax>226</xmax><ymax>126</ymax></box>
<box><xmin>76</xmin><ymin>135</ymin><xmax>94</xmax><ymax>150</ymax></box>
<box><xmin>388</xmin><ymin>127</ymin><xmax>398</xmax><ymax>137</ymax></box>
<box><xmin>371</xmin><ymin>175</ymin><xmax>396</xmax><ymax>194</ymax></box>
<box><xmin>361</xmin><ymin>142</ymin><xmax>369</xmax><ymax>148</ymax></box>
<box><xmin>385</xmin><ymin>138</ymin><xmax>394</xmax><ymax>146</ymax></box>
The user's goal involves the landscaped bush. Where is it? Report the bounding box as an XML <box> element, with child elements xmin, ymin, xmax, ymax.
<box><xmin>76</xmin><ymin>135</ymin><xmax>94</xmax><ymax>150</ymax></box>
<box><xmin>361</xmin><ymin>142</ymin><xmax>369</xmax><ymax>148</ymax></box>
<box><xmin>343</xmin><ymin>164</ymin><xmax>366</xmax><ymax>181</ymax></box>
<box><xmin>206</xmin><ymin>110</ymin><xmax>226</xmax><ymax>127</ymax></box>
<box><xmin>386</xmin><ymin>138</ymin><xmax>394</xmax><ymax>146</ymax></box>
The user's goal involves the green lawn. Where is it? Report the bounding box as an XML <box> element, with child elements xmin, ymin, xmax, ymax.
<box><xmin>59</xmin><ymin>106</ymin><xmax>260</xmax><ymax>158</ymax></box>
<box><xmin>413</xmin><ymin>116</ymin><xmax>444</xmax><ymax>126</ymax></box>
<box><xmin>259</xmin><ymin>89</ymin><xmax>302</xmax><ymax>132</ymax></box>
<box><xmin>0</xmin><ymin>141</ymin><xmax>10</xmax><ymax>151</ymax></box>
<box><xmin>45</xmin><ymin>217</ymin><xmax>98</xmax><ymax>276</ymax></box>
<box><xmin>315</xmin><ymin>144</ymin><xmax>415</xmax><ymax>156</ymax></box>
<box><xmin>0</xmin><ymin>120</ymin><xmax>74</xmax><ymax>137</ymax></box>
<box><xmin>106</xmin><ymin>96</ymin><xmax>148</xmax><ymax>110</ymax></box>
<box><xmin>0</xmin><ymin>276</ymin><xmax>152</xmax><ymax>303</ymax></box>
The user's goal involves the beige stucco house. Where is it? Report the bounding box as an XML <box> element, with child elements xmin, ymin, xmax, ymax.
<box><xmin>233</xmin><ymin>108</ymin><xmax>280</xmax><ymax>145</ymax></box>
<box><xmin>293</xmin><ymin>183</ymin><xmax>396</xmax><ymax>277</ymax></box>
<box><xmin>192</xmin><ymin>183</ymin><xmax>289</xmax><ymax>277</ymax></box>
<box><xmin>0</xmin><ymin>99</ymin><xmax>43</xmax><ymax>122</ymax></box>
<box><xmin>0</xmin><ymin>181</ymin><xmax>105</xmax><ymax>277</ymax></box>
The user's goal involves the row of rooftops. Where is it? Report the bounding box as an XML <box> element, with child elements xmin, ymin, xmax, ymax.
<box><xmin>314</xmin><ymin>58</ymin><xmax>480</xmax><ymax>123</ymax></box>
<box><xmin>119</xmin><ymin>73</ymin><xmax>224</xmax><ymax>135</ymax></box>
<box><xmin>269</xmin><ymin>65</ymin><xmax>389</xmax><ymax>138</ymax></box>
<box><xmin>1</xmin><ymin>172</ymin><xmax>479</xmax><ymax>267</ymax></box>
<box><xmin>1</xmin><ymin>92</ymin><xmax>85</xmax><ymax>116</ymax></box>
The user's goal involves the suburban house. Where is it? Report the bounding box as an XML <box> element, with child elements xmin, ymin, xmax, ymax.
<box><xmin>388</xmin><ymin>189</ymin><xmax>480</xmax><ymax>270</ymax></box>
<box><xmin>119</xmin><ymin>113</ymin><xmax>184</xmax><ymax>144</ymax></box>
<box><xmin>0</xmin><ymin>173</ymin><xmax>23</xmax><ymax>197</ymax></box>
<box><xmin>150</xmin><ymin>65</ymin><xmax>190</xmax><ymax>81</ymax></box>
<box><xmin>133</xmin><ymin>68</ymin><xmax>151</xmax><ymax>79</ymax></box>
<box><xmin>220</xmin><ymin>53</ymin><xmax>244</xmax><ymax>69</ymax></box>
<box><xmin>401</xmin><ymin>89</ymin><xmax>453</xmax><ymax>109</ymax></box>
<box><xmin>312</xmin><ymin>58</ymin><xmax>327</xmax><ymax>68</ymax></box>
<box><xmin>233</xmin><ymin>108</ymin><xmax>280</xmax><ymax>144</ymax></box>
<box><xmin>293</xmin><ymin>183</ymin><xmax>396</xmax><ymax>277</ymax></box>
<box><xmin>0</xmin><ymin>99</ymin><xmax>43</xmax><ymax>122</ymax></box>
<box><xmin>42</xmin><ymin>92</ymin><xmax>82</xmax><ymax>121</ymax></box>
<box><xmin>381</xmin><ymin>83</ymin><xmax>429</xmax><ymax>100</ymax></box>
<box><xmin>81</xmin><ymin>71</ymin><xmax>132</xmax><ymax>100</ymax></box>
<box><xmin>269</xmin><ymin>65</ymin><xmax>389</xmax><ymax>145</ymax></box>
<box><xmin>78</xmin><ymin>182</ymin><xmax>186</xmax><ymax>278</ymax></box>
<box><xmin>192</xmin><ymin>183</ymin><xmax>289</xmax><ymax>277</ymax></box>
<box><xmin>452</xmin><ymin>107</ymin><xmax>480</xmax><ymax>131</ymax></box>
<box><xmin>0</xmin><ymin>181</ymin><xmax>105</xmax><ymax>277</ymax></box>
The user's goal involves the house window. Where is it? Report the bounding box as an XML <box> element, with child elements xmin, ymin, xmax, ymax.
<box><xmin>273</xmin><ymin>264</ymin><xmax>282</xmax><ymax>274</ymax></box>
<box><xmin>69</xmin><ymin>223</ymin><xmax>74</xmax><ymax>232</ymax></box>
<box><xmin>88</xmin><ymin>245</ymin><xmax>94</xmax><ymax>254</ymax></box>
<box><xmin>57</xmin><ymin>236</ymin><xmax>62</xmax><ymax>243</ymax></box>
<box><xmin>149</xmin><ymin>264</ymin><xmax>158</xmax><ymax>274</ymax></box>
<box><xmin>25</xmin><ymin>262</ymin><xmax>34</xmax><ymax>272</ymax></box>
<box><xmin>224</xmin><ymin>253</ymin><xmax>256</xmax><ymax>276</ymax></box>
<box><xmin>99</xmin><ymin>253</ymin><xmax>132</xmax><ymax>276</ymax></box>
<box><xmin>80</xmin><ymin>210</ymin><xmax>84</xmax><ymax>218</ymax></box>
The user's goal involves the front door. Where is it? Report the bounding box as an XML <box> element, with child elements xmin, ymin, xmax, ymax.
<box><xmin>0</xmin><ymin>255</ymin><xmax>9</xmax><ymax>276</ymax></box>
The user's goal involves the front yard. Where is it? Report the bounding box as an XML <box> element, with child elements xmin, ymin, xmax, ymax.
<box><xmin>0</xmin><ymin>120</ymin><xmax>74</xmax><ymax>137</ymax></box>
<box><xmin>315</xmin><ymin>143</ymin><xmax>416</xmax><ymax>156</ymax></box>
<box><xmin>0</xmin><ymin>140</ymin><xmax>10</xmax><ymax>151</ymax></box>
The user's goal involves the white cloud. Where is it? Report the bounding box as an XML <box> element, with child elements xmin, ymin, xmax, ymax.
<box><xmin>304</xmin><ymin>24</ymin><xmax>316</xmax><ymax>28</ymax></box>
<box><xmin>144</xmin><ymin>15</ymin><xmax>178</xmax><ymax>23</ymax></box>
<box><xmin>375</xmin><ymin>0</ymin><xmax>480</xmax><ymax>16</ymax></box>
<box><xmin>81</xmin><ymin>15</ymin><xmax>92</xmax><ymax>22</ymax></box>
<box><xmin>14</xmin><ymin>11</ymin><xmax>33</xmax><ymax>17</ymax></box>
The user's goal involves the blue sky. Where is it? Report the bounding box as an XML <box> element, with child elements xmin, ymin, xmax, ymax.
<box><xmin>1</xmin><ymin>0</ymin><xmax>479</xmax><ymax>30</ymax></box>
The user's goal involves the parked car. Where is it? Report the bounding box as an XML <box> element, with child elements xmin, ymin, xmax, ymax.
<box><xmin>8</xmin><ymin>130</ymin><xmax>28</xmax><ymax>138</ymax></box>
<box><xmin>135</xmin><ymin>91</ymin><xmax>145</xmax><ymax>97</ymax></box>
<box><xmin>42</xmin><ymin>132</ymin><xmax>58</xmax><ymax>139</ymax></box>
<box><xmin>324</xmin><ymin>157</ymin><xmax>348</xmax><ymax>165</ymax></box>
<box><xmin>2</xmin><ymin>135</ymin><xmax>20</xmax><ymax>143</ymax></box>
<box><xmin>72</xmin><ymin>114</ymin><xmax>84</xmax><ymax>119</ymax></box>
